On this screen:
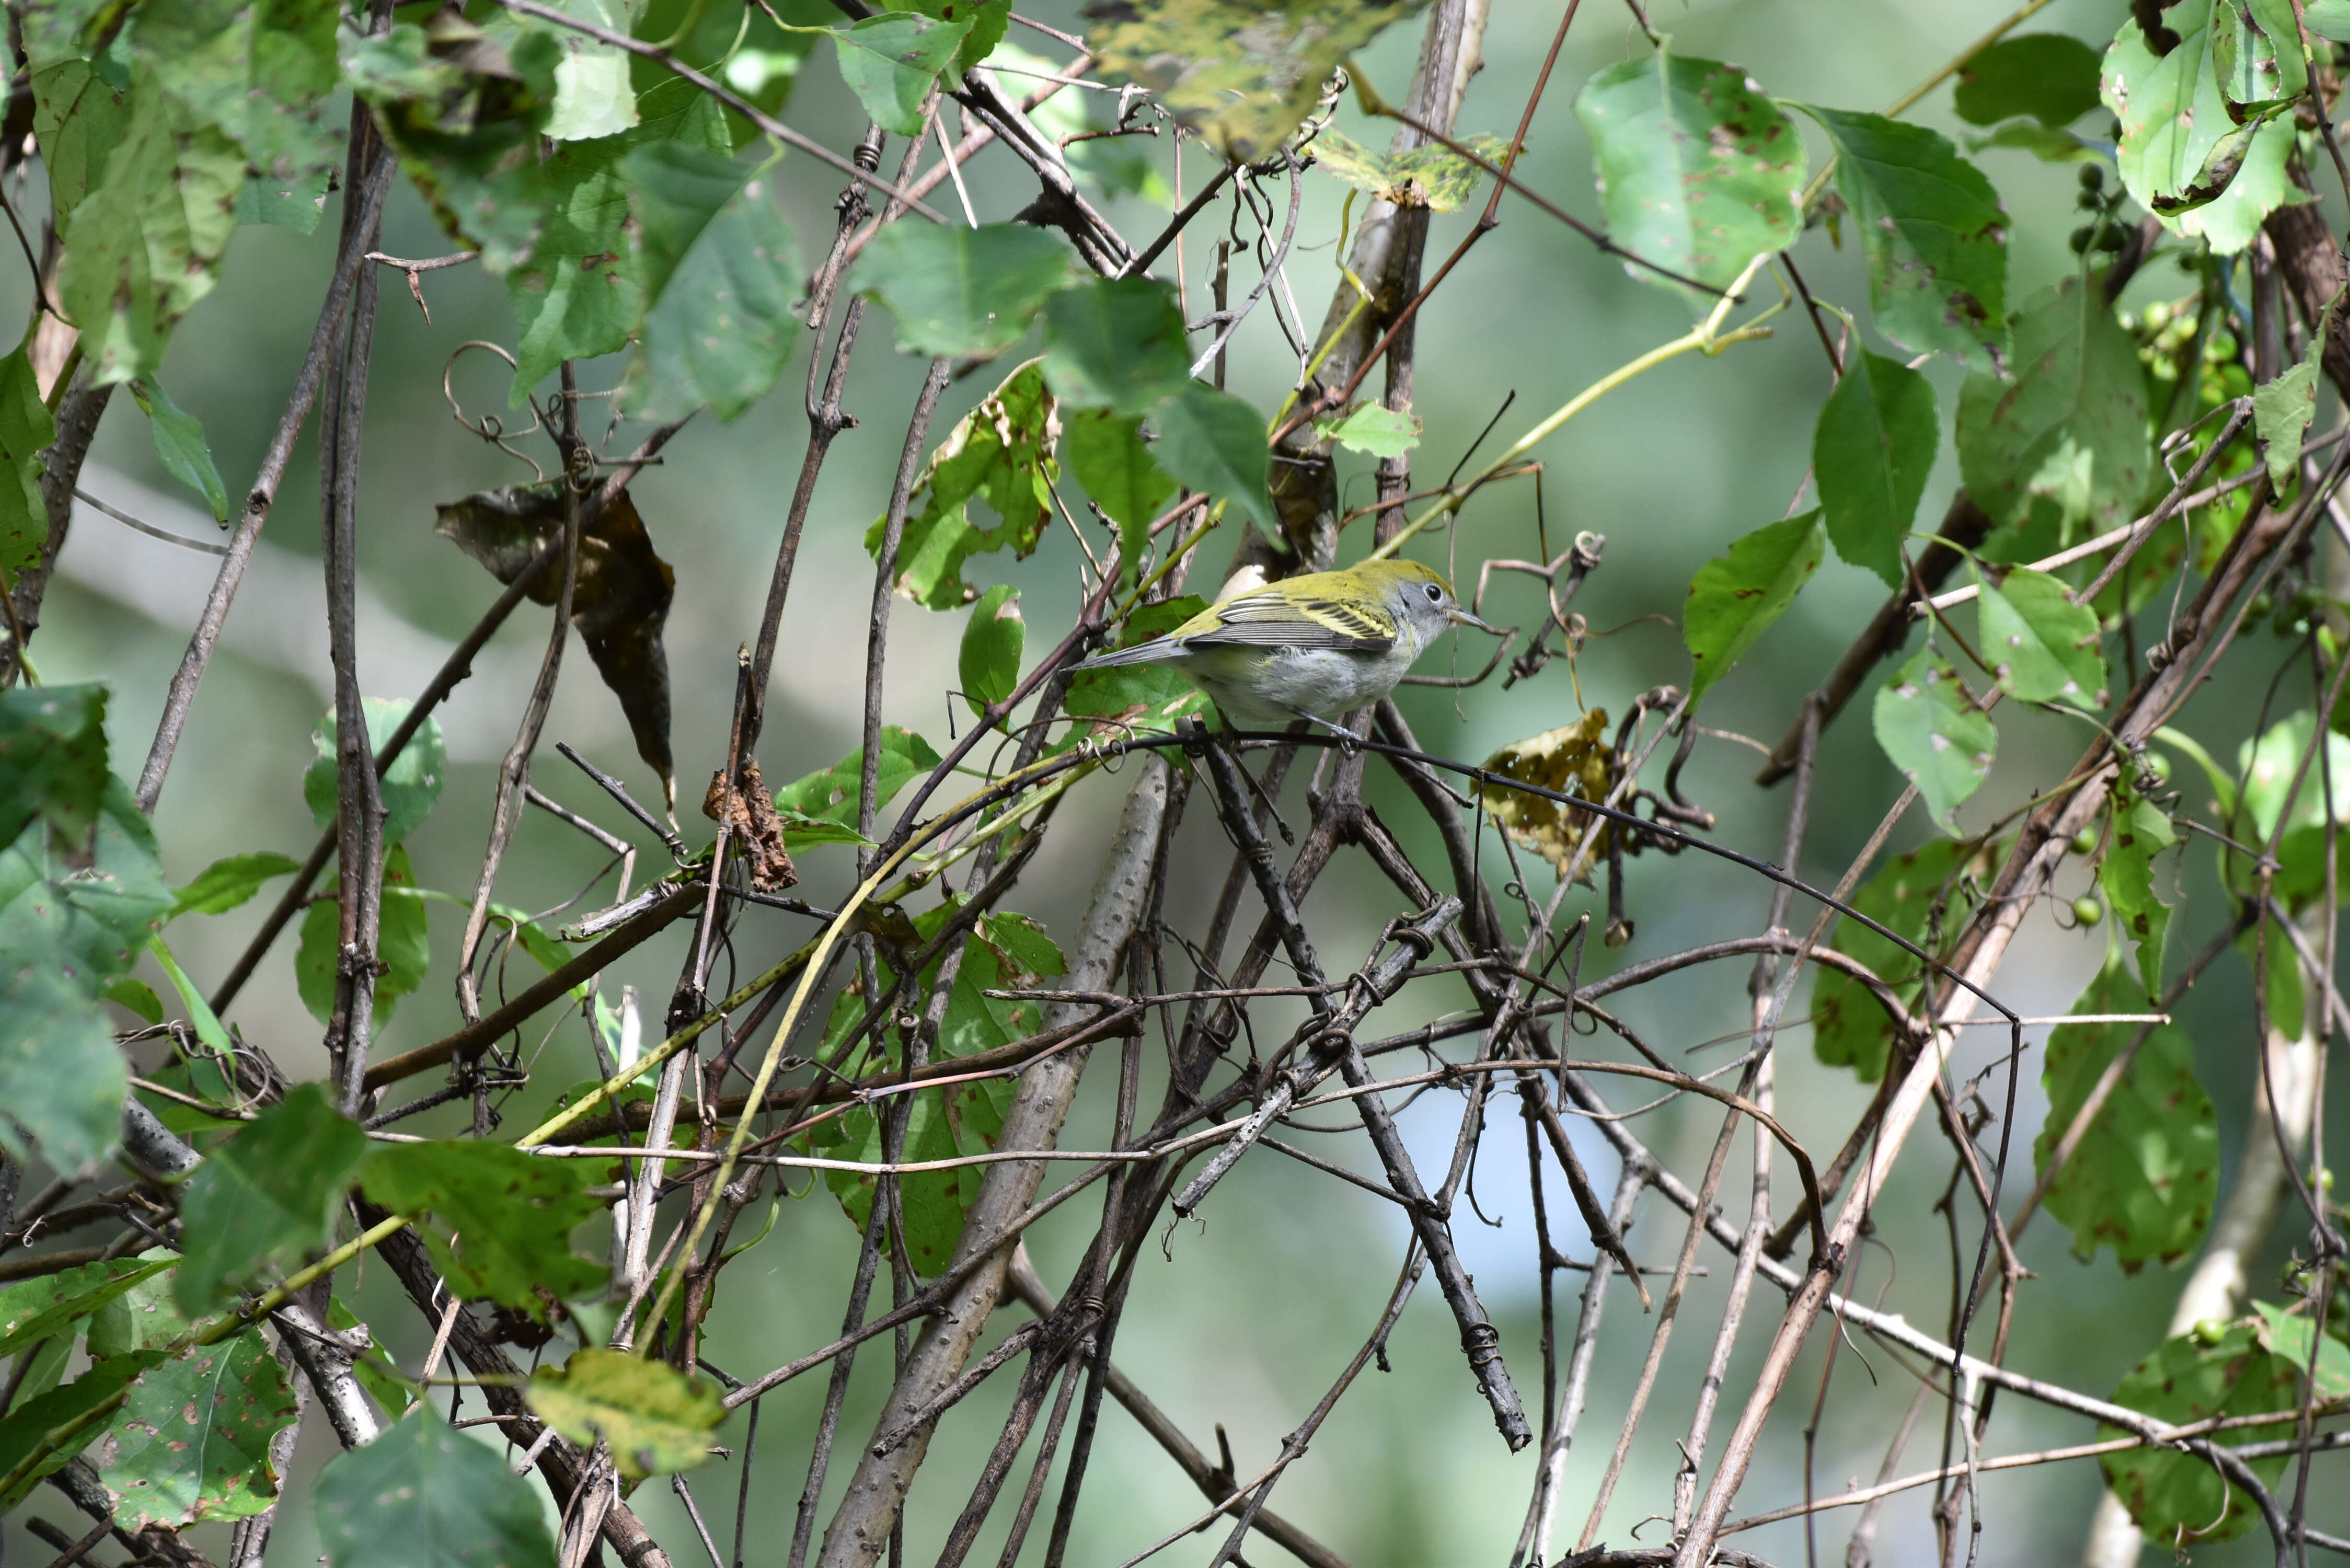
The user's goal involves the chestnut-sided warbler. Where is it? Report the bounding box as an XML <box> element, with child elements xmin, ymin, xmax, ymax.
<box><xmin>1076</xmin><ymin>559</ymin><xmax>1499</xmax><ymax>732</ymax></box>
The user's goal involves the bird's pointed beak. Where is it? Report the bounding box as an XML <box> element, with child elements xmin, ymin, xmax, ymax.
<box><xmin>1448</xmin><ymin>606</ymin><xmax>1502</xmax><ymax>635</ymax></box>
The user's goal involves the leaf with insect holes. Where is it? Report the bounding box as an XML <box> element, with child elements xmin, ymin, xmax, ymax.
<box><xmin>1315</xmin><ymin>402</ymin><xmax>1422</xmax><ymax>459</ymax></box>
<box><xmin>959</xmin><ymin>585</ymin><xmax>1024</xmax><ymax>718</ymax></box>
<box><xmin>1088</xmin><ymin>0</ymin><xmax>1424</xmax><ymax>160</ymax></box>
<box><xmin>1813</xmin><ymin>352</ymin><xmax>1938</xmax><ymax>587</ymax></box>
<box><xmin>174</xmin><ymin>1085</ymin><xmax>370</xmax><ymax>1314</ymax></box>
<box><xmin>1952</xmin><ymin>33</ymin><xmax>2103</xmax><ymax>126</ymax></box>
<box><xmin>1873</xmin><ymin>647</ymin><xmax>1995</xmax><ymax>833</ymax></box>
<box><xmin>1148</xmin><ymin>383</ymin><xmax>1276</xmax><ymax>539</ymax></box>
<box><xmin>2099</xmin><ymin>1303</ymin><xmax>2350</xmax><ymax>1544</ymax></box>
<box><xmin>526</xmin><ymin>1348</ymin><xmax>721</xmax><ymax>1481</ymax></box>
<box><xmin>314</xmin><ymin>1404</ymin><xmax>557</xmax><ymax>1568</ymax></box>
<box><xmin>1974</xmin><ymin>565</ymin><xmax>2104</xmax><ymax>708</ymax></box>
<box><xmin>832</xmin><ymin>10</ymin><xmax>972</xmax><ymax>137</ymax></box>
<box><xmin>875</xmin><ymin>361</ymin><xmax>1062</xmax><ymax>609</ymax></box>
<box><xmin>861</xmin><ymin>221</ymin><xmax>1070</xmax><ymax>358</ymax></box>
<box><xmin>436</xmin><ymin>485</ymin><xmax>675</xmax><ymax>804</ymax></box>
<box><xmin>1683</xmin><ymin>511</ymin><xmax>1825</xmax><ymax>706</ymax></box>
<box><xmin>2098</xmin><ymin>786</ymin><xmax>2177</xmax><ymax>1001</ymax></box>
<box><xmin>1795</xmin><ymin>107</ymin><xmax>2009</xmax><ymax>372</ymax></box>
<box><xmin>1308</xmin><ymin>129</ymin><xmax>1511</xmax><ymax>212</ymax></box>
<box><xmin>1572</xmin><ymin>47</ymin><xmax>1805</xmax><ymax>296</ymax></box>
<box><xmin>91</xmin><ymin>1329</ymin><xmax>297</xmax><ymax>1529</ymax></box>
<box><xmin>1956</xmin><ymin>276</ymin><xmax>2151</xmax><ymax>542</ymax></box>
<box><xmin>2036</xmin><ymin>962</ymin><xmax>2215</xmax><ymax>1271</ymax></box>
<box><xmin>1043</xmin><ymin>278</ymin><xmax>1191</xmax><ymax>416</ymax></box>
<box><xmin>1810</xmin><ymin>837</ymin><xmax>1980</xmax><ymax>1081</ymax></box>
<box><xmin>1474</xmin><ymin>709</ymin><xmax>1624</xmax><ymax>884</ymax></box>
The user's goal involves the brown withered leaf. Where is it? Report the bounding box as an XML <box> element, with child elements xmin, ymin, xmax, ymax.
<box><xmin>436</xmin><ymin>483</ymin><xmax>676</xmax><ymax>806</ymax></box>
<box><xmin>1476</xmin><ymin>709</ymin><xmax>1634</xmax><ymax>883</ymax></box>
<box><xmin>702</xmin><ymin>758</ymin><xmax>796</xmax><ymax>893</ymax></box>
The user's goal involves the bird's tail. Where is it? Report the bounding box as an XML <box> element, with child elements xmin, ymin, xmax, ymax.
<box><xmin>1074</xmin><ymin>635</ymin><xmax>1181</xmax><ymax>671</ymax></box>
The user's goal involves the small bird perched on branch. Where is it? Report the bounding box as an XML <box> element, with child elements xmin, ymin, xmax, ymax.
<box><xmin>1076</xmin><ymin>558</ymin><xmax>1500</xmax><ymax>733</ymax></box>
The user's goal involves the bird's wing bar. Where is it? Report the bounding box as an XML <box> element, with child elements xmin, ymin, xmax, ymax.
<box><xmin>1185</xmin><ymin>590</ymin><xmax>1396</xmax><ymax>653</ymax></box>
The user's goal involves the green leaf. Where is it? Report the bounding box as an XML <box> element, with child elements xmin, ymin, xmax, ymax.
<box><xmin>1975</xmin><ymin>565</ymin><xmax>2105</xmax><ymax>707</ymax></box>
<box><xmin>621</xmin><ymin>144</ymin><xmax>799</xmax><ymax>423</ymax></box>
<box><xmin>88</xmin><ymin>1262</ymin><xmax>190</xmax><ymax>1358</ymax></box>
<box><xmin>358</xmin><ymin>1140</ymin><xmax>608</xmax><ymax>1310</ymax></box>
<box><xmin>302</xmin><ymin>699</ymin><xmax>446</xmax><ymax>849</ymax></box>
<box><xmin>1956</xmin><ymin>275</ymin><xmax>2153</xmax><ymax>542</ymax></box>
<box><xmin>541</xmin><ymin>0</ymin><xmax>642</xmax><ymax>141</ymax></box>
<box><xmin>33</xmin><ymin>56</ymin><xmax>135</xmax><ymax>238</ymax></box>
<box><xmin>1963</xmin><ymin>121</ymin><xmax>2099</xmax><ymax>163</ymax></box>
<box><xmin>2036</xmin><ymin>963</ymin><xmax>2214</xmax><ymax>1270</ymax></box>
<box><xmin>55</xmin><ymin>66</ymin><xmax>244</xmax><ymax>385</ymax></box>
<box><xmin>2100</xmin><ymin>1309</ymin><xmax>2346</xmax><ymax>1542</ymax></box>
<box><xmin>959</xmin><ymin>585</ymin><xmax>1024</xmax><ymax>717</ymax></box>
<box><xmin>1148</xmin><ymin>383</ymin><xmax>1276</xmax><ymax>539</ymax></box>
<box><xmin>833</xmin><ymin>10</ymin><xmax>973</xmax><ymax>137</ymax></box>
<box><xmin>1952</xmin><ymin>33</ymin><xmax>2104</xmax><ymax>126</ymax></box>
<box><xmin>2220</xmin><ymin>0</ymin><xmax>2309</xmax><ymax>112</ymax></box>
<box><xmin>328</xmin><ymin>1296</ymin><xmax>414</xmax><ymax>1417</ymax></box>
<box><xmin>0</xmin><ymin>972</ymin><xmax>126</xmax><ymax>1172</ymax></box>
<box><xmin>295</xmin><ymin>847</ymin><xmax>429</xmax><ymax>1028</ymax></box>
<box><xmin>235</xmin><ymin>168</ymin><xmax>329</xmax><ymax>232</ymax></box>
<box><xmin>314</xmin><ymin>1405</ymin><xmax>558</xmax><ymax>1568</ymax></box>
<box><xmin>861</xmin><ymin>221</ymin><xmax>1070</xmax><ymax>358</ymax></box>
<box><xmin>0</xmin><ymin>1352</ymin><xmax>162</xmax><ymax>1507</ymax></box>
<box><xmin>1572</xmin><ymin>47</ymin><xmax>1805</xmax><ymax>295</ymax></box>
<box><xmin>1810</xmin><ymin>838</ymin><xmax>1977</xmax><ymax>1081</ymax></box>
<box><xmin>1064</xmin><ymin>410</ymin><xmax>1174</xmax><ymax>585</ymax></box>
<box><xmin>1314</xmin><ymin>402</ymin><xmax>1422</xmax><ymax>459</ymax></box>
<box><xmin>1042</xmin><ymin>277</ymin><xmax>1192</xmax><ymax>416</ymax></box>
<box><xmin>1873</xmin><ymin>648</ymin><xmax>1995</xmax><ymax>833</ymax></box>
<box><xmin>2307</xmin><ymin>0</ymin><xmax>2350</xmax><ymax>39</ymax></box>
<box><xmin>105</xmin><ymin>976</ymin><xmax>164</xmax><ymax>1023</ymax></box>
<box><xmin>1307</xmin><ymin>129</ymin><xmax>1510</xmax><ymax>212</ymax></box>
<box><xmin>1799</xmin><ymin>108</ymin><xmax>2009</xmax><ymax>372</ymax></box>
<box><xmin>171</xmin><ymin>851</ymin><xmax>299</xmax><ymax>918</ymax></box>
<box><xmin>1813</xmin><ymin>352</ymin><xmax>1939</xmax><ymax>587</ymax></box>
<box><xmin>1681</xmin><ymin>510</ymin><xmax>1825</xmax><ymax>706</ymax></box>
<box><xmin>771</xmin><ymin>728</ymin><xmax>944</xmax><ymax>829</ymax></box>
<box><xmin>2102</xmin><ymin>0</ymin><xmax>2292</xmax><ymax>223</ymax></box>
<box><xmin>2099</xmin><ymin>786</ymin><xmax>2177</xmax><ymax>1001</ymax></box>
<box><xmin>0</xmin><ymin>683</ymin><xmax>109</xmax><ymax>847</ymax></box>
<box><xmin>131</xmin><ymin>0</ymin><xmax>342</xmax><ymax>192</ymax></box>
<box><xmin>2254</xmin><ymin>289</ymin><xmax>2338</xmax><ymax>491</ymax></box>
<box><xmin>872</xmin><ymin>361</ymin><xmax>1061</xmax><ymax>608</ymax></box>
<box><xmin>1064</xmin><ymin>596</ymin><xmax>1213</xmax><ymax>731</ymax></box>
<box><xmin>92</xmin><ymin>1330</ymin><xmax>296</xmax><ymax>1529</ymax></box>
<box><xmin>174</xmin><ymin>1083</ymin><xmax>368</xmax><ymax>1314</ymax></box>
<box><xmin>0</xmin><ymin>348</ymin><xmax>56</xmax><ymax>573</ymax></box>
<box><xmin>525</xmin><ymin>1347</ymin><xmax>721</xmax><ymax>1481</ymax></box>
<box><xmin>1088</xmin><ymin>0</ymin><xmax>1421</xmax><ymax>160</ymax></box>
<box><xmin>127</xmin><ymin>378</ymin><xmax>227</xmax><ymax>521</ymax></box>
<box><xmin>2239</xmin><ymin>710</ymin><xmax>2350</xmax><ymax>905</ymax></box>
<box><xmin>0</xmin><ymin>1256</ymin><xmax>173</xmax><ymax>1359</ymax></box>
<box><xmin>2168</xmin><ymin>112</ymin><xmax>2310</xmax><ymax>255</ymax></box>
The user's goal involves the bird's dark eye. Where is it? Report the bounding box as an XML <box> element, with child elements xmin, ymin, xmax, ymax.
<box><xmin>1424</xmin><ymin>584</ymin><xmax>1443</xmax><ymax>603</ymax></box>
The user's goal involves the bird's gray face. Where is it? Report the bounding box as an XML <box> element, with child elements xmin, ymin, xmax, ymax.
<box><xmin>1396</xmin><ymin>576</ymin><xmax>1459</xmax><ymax>650</ymax></box>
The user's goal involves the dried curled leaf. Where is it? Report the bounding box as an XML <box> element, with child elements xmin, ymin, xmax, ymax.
<box><xmin>702</xmin><ymin>758</ymin><xmax>796</xmax><ymax>893</ymax></box>
<box><xmin>1475</xmin><ymin>709</ymin><xmax>1626</xmax><ymax>882</ymax></box>
<box><xmin>435</xmin><ymin>483</ymin><xmax>676</xmax><ymax>806</ymax></box>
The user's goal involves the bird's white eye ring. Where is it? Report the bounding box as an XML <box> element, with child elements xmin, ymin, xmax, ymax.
<box><xmin>1423</xmin><ymin>583</ymin><xmax>1443</xmax><ymax>603</ymax></box>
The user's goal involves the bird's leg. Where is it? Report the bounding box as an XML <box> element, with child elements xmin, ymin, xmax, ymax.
<box><xmin>1292</xmin><ymin>709</ymin><xmax>1363</xmax><ymax>754</ymax></box>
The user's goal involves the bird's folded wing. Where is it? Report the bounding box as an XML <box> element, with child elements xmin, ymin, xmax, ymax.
<box><xmin>1183</xmin><ymin>589</ymin><xmax>1396</xmax><ymax>653</ymax></box>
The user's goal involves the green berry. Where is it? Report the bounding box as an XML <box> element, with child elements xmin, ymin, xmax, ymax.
<box><xmin>2069</xmin><ymin>226</ymin><xmax>2094</xmax><ymax>255</ymax></box>
<box><xmin>2192</xmin><ymin>1318</ymin><xmax>2228</xmax><ymax>1346</ymax></box>
<box><xmin>2073</xmin><ymin>896</ymin><xmax>2105</xmax><ymax>927</ymax></box>
<box><xmin>2070</xmin><ymin>828</ymin><xmax>2099</xmax><ymax>856</ymax></box>
<box><xmin>2080</xmin><ymin>163</ymin><xmax>2105</xmax><ymax>191</ymax></box>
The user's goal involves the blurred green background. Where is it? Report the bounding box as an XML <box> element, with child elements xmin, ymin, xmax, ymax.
<box><xmin>13</xmin><ymin>0</ymin><xmax>2350</xmax><ymax>1562</ymax></box>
